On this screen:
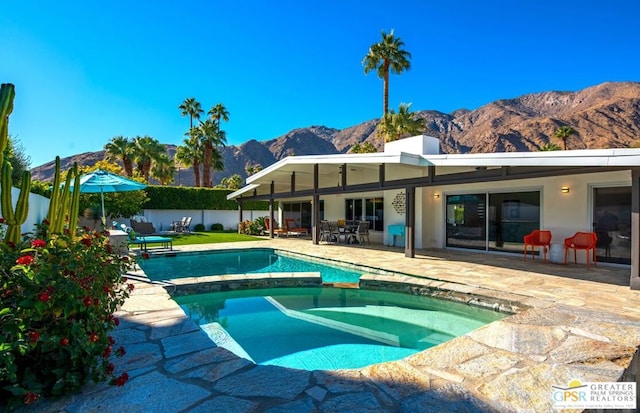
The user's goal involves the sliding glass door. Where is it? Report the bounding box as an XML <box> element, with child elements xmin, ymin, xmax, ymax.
<box><xmin>446</xmin><ymin>194</ymin><xmax>486</xmax><ymax>250</ymax></box>
<box><xmin>446</xmin><ymin>191</ymin><xmax>541</xmax><ymax>253</ymax></box>
<box><xmin>593</xmin><ymin>186</ymin><xmax>631</xmax><ymax>264</ymax></box>
<box><xmin>488</xmin><ymin>191</ymin><xmax>540</xmax><ymax>253</ymax></box>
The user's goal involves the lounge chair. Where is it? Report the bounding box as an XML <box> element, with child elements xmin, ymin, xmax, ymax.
<box><xmin>284</xmin><ymin>218</ymin><xmax>309</xmax><ymax>237</ymax></box>
<box><xmin>130</xmin><ymin>219</ymin><xmax>156</xmax><ymax>235</ymax></box>
<box><xmin>265</xmin><ymin>218</ymin><xmax>287</xmax><ymax>237</ymax></box>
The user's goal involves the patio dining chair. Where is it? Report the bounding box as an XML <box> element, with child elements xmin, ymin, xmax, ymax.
<box><xmin>564</xmin><ymin>231</ymin><xmax>598</xmax><ymax>269</ymax></box>
<box><xmin>319</xmin><ymin>220</ymin><xmax>337</xmax><ymax>243</ymax></box>
<box><xmin>523</xmin><ymin>229</ymin><xmax>552</xmax><ymax>263</ymax></box>
<box><xmin>356</xmin><ymin>221</ymin><xmax>370</xmax><ymax>245</ymax></box>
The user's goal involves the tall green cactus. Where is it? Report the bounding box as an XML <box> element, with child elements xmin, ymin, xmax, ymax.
<box><xmin>46</xmin><ymin>157</ymin><xmax>81</xmax><ymax>235</ymax></box>
<box><xmin>0</xmin><ymin>83</ymin><xmax>16</xmax><ymax>166</ymax></box>
<box><xmin>0</xmin><ymin>83</ymin><xmax>32</xmax><ymax>244</ymax></box>
<box><xmin>1</xmin><ymin>162</ymin><xmax>30</xmax><ymax>243</ymax></box>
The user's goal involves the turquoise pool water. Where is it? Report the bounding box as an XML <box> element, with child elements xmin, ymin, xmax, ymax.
<box><xmin>175</xmin><ymin>287</ymin><xmax>506</xmax><ymax>371</ymax></box>
<box><xmin>137</xmin><ymin>248</ymin><xmax>363</xmax><ymax>283</ymax></box>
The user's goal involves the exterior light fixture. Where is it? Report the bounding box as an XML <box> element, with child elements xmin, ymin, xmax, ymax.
<box><xmin>433</xmin><ymin>193</ymin><xmax>440</xmax><ymax>199</ymax></box>
<box><xmin>561</xmin><ymin>186</ymin><xmax>570</xmax><ymax>193</ymax></box>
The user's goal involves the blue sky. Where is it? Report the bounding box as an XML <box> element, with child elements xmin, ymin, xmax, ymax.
<box><xmin>2</xmin><ymin>1</ymin><xmax>639</xmax><ymax>168</ymax></box>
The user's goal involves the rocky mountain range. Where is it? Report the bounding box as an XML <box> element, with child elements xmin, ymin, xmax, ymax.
<box><xmin>31</xmin><ymin>81</ymin><xmax>640</xmax><ymax>185</ymax></box>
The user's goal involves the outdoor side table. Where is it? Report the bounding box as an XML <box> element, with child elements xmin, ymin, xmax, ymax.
<box><xmin>549</xmin><ymin>243</ymin><xmax>564</xmax><ymax>264</ymax></box>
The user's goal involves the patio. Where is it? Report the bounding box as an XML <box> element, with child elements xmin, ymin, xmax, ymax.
<box><xmin>24</xmin><ymin>240</ymin><xmax>640</xmax><ymax>412</ymax></box>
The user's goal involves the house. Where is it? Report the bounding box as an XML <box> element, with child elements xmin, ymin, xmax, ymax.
<box><xmin>227</xmin><ymin>135</ymin><xmax>640</xmax><ymax>289</ymax></box>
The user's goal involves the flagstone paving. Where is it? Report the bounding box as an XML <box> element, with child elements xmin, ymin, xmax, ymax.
<box><xmin>20</xmin><ymin>239</ymin><xmax>640</xmax><ymax>412</ymax></box>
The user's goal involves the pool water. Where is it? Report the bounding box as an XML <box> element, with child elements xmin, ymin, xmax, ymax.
<box><xmin>137</xmin><ymin>248</ymin><xmax>363</xmax><ymax>283</ymax></box>
<box><xmin>175</xmin><ymin>287</ymin><xmax>505</xmax><ymax>370</ymax></box>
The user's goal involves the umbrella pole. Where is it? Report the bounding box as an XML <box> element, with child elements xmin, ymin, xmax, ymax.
<box><xmin>100</xmin><ymin>187</ymin><xmax>106</xmax><ymax>228</ymax></box>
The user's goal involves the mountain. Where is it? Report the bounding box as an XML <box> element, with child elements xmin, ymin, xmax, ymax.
<box><xmin>30</xmin><ymin>81</ymin><xmax>640</xmax><ymax>184</ymax></box>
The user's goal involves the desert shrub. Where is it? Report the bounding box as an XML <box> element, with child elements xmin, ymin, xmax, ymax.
<box><xmin>0</xmin><ymin>223</ymin><xmax>134</xmax><ymax>410</ymax></box>
<box><xmin>210</xmin><ymin>223</ymin><xmax>224</xmax><ymax>231</ymax></box>
<box><xmin>193</xmin><ymin>223</ymin><xmax>205</xmax><ymax>232</ymax></box>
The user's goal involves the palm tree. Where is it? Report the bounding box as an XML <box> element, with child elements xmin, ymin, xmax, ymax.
<box><xmin>553</xmin><ymin>126</ymin><xmax>576</xmax><ymax>150</ymax></box>
<box><xmin>349</xmin><ymin>141</ymin><xmax>377</xmax><ymax>154</ymax></box>
<box><xmin>178</xmin><ymin>97</ymin><xmax>204</xmax><ymax>129</ymax></box>
<box><xmin>362</xmin><ymin>30</ymin><xmax>412</xmax><ymax>117</ymax></box>
<box><xmin>210</xmin><ymin>146</ymin><xmax>225</xmax><ymax>186</ymax></box>
<box><xmin>131</xmin><ymin>135</ymin><xmax>165</xmax><ymax>181</ymax></box>
<box><xmin>539</xmin><ymin>142</ymin><xmax>562</xmax><ymax>151</ymax></box>
<box><xmin>208</xmin><ymin>103</ymin><xmax>230</xmax><ymax>127</ymax></box>
<box><xmin>245</xmin><ymin>162</ymin><xmax>263</xmax><ymax>176</ymax></box>
<box><xmin>104</xmin><ymin>136</ymin><xmax>134</xmax><ymax>176</ymax></box>
<box><xmin>198</xmin><ymin>119</ymin><xmax>227</xmax><ymax>187</ymax></box>
<box><xmin>150</xmin><ymin>154</ymin><xmax>176</xmax><ymax>185</ymax></box>
<box><xmin>378</xmin><ymin>103</ymin><xmax>426</xmax><ymax>142</ymax></box>
<box><xmin>176</xmin><ymin>132</ymin><xmax>204</xmax><ymax>187</ymax></box>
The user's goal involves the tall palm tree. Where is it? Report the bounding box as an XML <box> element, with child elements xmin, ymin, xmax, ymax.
<box><xmin>150</xmin><ymin>154</ymin><xmax>176</xmax><ymax>185</ymax></box>
<box><xmin>104</xmin><ymin>136</ymin><xmax>134</xmax><ymax>176</ymax></box>
<box><xmin>208</xmin><ymin>103</ymin><xmax>230</xmax><ymax>127</ymax></box>
<box><xmin>210</xmin><ymin>146</ymin><xmax>225</xmax><ymax>186</ymax></box>
<box><xmin>553</xmin><ymin>126</ymin><xmax>576</xmax><ymax>150</ymax></box>
<box><xmin>363</xmin><ymin>30</ymin><xmax>412</xmax><ymax>117</ymax></box>
<box><xmin>198</xmin><ymin>119</ymin><xmax>227</xmax><ymax>187</ymax></box>
<box><xmin>178</xmin><ymin>97</ymin><xmax>204</xmax><ymax>129</ymax></box>
<box><xmin>131</xmin><ymin>135</ymin><xmax>165</xmax><ymax>181</ymax></box>
<box><xmin>176</xmin><ymin>132</ymin><xmax>204</xmax><ymax>187</ymax></box>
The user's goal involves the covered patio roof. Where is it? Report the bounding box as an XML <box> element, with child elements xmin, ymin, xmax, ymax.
<box><xmin>227</xmin><ymin>136</ymin><xmax>640</xmax><ymax>290</ymax></box>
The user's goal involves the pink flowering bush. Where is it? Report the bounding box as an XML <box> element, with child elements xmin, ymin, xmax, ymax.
<box><xmin>0</xmin><ymin>222</ymin><xmax>135</xmax><ymax>410</ymax></box>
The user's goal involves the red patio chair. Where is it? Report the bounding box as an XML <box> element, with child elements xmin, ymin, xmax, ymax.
<box><xmin>564</xmin><ymin>232</ymin><xmax>598</xmax><ymax>269</ymax></box>
<box><xmin>523</xmin><ymin>230</ymin><xmax>552</xmax><ymax>263</ymax></box>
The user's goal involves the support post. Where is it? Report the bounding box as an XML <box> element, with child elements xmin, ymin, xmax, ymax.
<box><xmin>313</xmin><ymin>164</ymin><xmax>320</xmax><ymax>245</ymax></box>
<box><xmin>405</xmin><ymin>186</ymin><xmax>415</xmax><ymax>258</ymax></box>
<box><xmin>269</xmin><ymin>181</ymin><xmax>275</xmax><ymax>238</ymax></box>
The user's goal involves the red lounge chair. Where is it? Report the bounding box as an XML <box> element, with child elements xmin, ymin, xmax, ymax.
<box><xmin>264</xmin><ymin>218</ymin><xmax>287</xmax><ymax>236</ymax></box>
<box><xmin>284</xmin><ymin>218</ymin><xmax>309</xmax><ymax>237</ymax></box>
<box><xmin>564</xmin><ymin>232</ymin><xmax>598</xmax><ymax>269</ymax></box>
<box><xmin>523</xmin><ymin>230</ymin><xmax>552</xmax><ymax>263</ymax></box>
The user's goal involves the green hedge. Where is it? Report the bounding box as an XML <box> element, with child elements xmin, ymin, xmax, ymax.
<box><xmin>143</xmin><ymin>186</ymin><xmax>269</xmax><ymax>211</ymax></box>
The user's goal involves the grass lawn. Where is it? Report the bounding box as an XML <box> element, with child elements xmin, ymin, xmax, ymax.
<box><xmin>168</xmin><ymin>231</ymin><xmax>265</xmax><ymax>246</ymax></box>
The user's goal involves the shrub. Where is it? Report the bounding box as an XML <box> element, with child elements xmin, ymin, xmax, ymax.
<box><xmin>210</xmin><ymin>223</ymin><xmax>224</xmax><ymax>231</ymax></box>
<box><xmin>193</xmin><ymin>223</ymin><xmax>205</xmax><ymax>232</ymax></box>
<box><xmin>0</xmin><ymin>223</ymin><xmax>134</xmax><ymax>410</ymax></box>
<box><xmin>238</xmin><ymin>219</ymin><xmax>263</xmax><ymax>235</ymax></box>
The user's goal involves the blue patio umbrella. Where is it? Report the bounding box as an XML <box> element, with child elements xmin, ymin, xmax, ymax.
<box><xmin>69</xmin><ymin>169</ymin><xmax>147</xmax><ymax>225</ymax></box>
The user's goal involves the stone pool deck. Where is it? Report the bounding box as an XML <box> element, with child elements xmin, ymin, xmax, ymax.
<box><xmin>22</xmin><ymin>239</ymin><xmax>640</xmax><ymax>412</ymax></box>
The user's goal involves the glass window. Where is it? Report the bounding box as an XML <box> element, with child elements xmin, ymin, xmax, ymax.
<box><xmin>365</xmin><ymin>198</ymin><xmax>384</xmax><ymax>231</ymax></box>
<box><xmin>345</xmin><ymin>199</ymin><xmax>363</xmax><ymax>221</ymax></box>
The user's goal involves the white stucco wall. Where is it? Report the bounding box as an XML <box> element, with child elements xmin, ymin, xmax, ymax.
<box><xmin>0</xmin><ymin>187</ymin><xmax>50</xmax><ymax>235</ymax></box>
<box><xmin>140</xmin><ymin>209</ymin><xmax>266</xmax><ymax>231</ymax></box>
<box><xmin>421</xmin><ymin>170</ymin><xmax>631</xmax><ymax>263</ymax></box>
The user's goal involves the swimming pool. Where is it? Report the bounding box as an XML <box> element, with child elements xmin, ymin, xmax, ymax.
<box><xmin>137</xmin><ymin>248</ymin><xmax>364</xmax><ymax>283</ymax></box>
<box><xmin>175</xmin><ymin>287</ymin><xmax>506</xmax><ymax>370</ymax></box>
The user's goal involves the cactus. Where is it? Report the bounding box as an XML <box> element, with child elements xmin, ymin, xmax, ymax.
<box><xmin>0</xmin><ymin>83</ymin><xmax>31</xmax><ymax>244</ymax></box>
<box><xmin>45</xmin><ymin>157</ymin><xmax>81</xmax><ymax>235</ymax></box>
<box><xmin>1</xmin><ymin>161</ymin><xmax>31</xmax><ymax>244</ymax></box>
<box><xmin>0</xmin><ymin>83</ymin><xmax>16</xmax><ymax>167</ymax></box>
